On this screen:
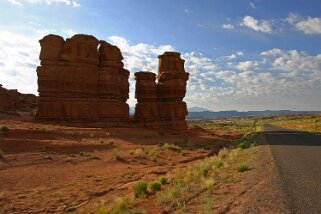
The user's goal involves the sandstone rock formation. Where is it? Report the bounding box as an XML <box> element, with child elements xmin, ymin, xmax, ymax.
<box><xmin>134</xmin><ymin>52</ymin><xmax>189</xmax><ymax>129</ymax></box>
<box><xmin>0</xmin><ymin>84</ymin><xmax>37</xmax><ymax>111</ymax></box>
<box><xmin>134</xmin><ymin>72</ymin><xmax>159</xmax><ymax>126</ymax></box>
<box><xmin>36</xmin><ymin>34</ymin><xmax>189</xmax><ymax>129</ymax></box>
<box><xmin>36</xmin><ymin>34</ymin><xmax>129</xmax><ymax>126</ymax></box>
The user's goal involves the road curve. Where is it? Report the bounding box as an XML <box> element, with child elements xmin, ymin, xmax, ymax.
<box><xmin>263</xmin><ymin>124</ymin><xmax>321</xmax><ymax>214</ymax></box>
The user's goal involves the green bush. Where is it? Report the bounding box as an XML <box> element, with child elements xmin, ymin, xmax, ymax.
<box><xmin>115</xmin><ymin>155</ymin><xmax>123</xmax><ymax>161</ymax></box>
<box><xmin>236</xmin><ymin>142</ymin><xmax>246</xmax><ymax>149</ymax></box>
<box><xmin>163</xmin><ymin>143</ymin><xmax>182</xmax><ymax>153</ymax></box>
<box><xmin>133</xmin><ymin>181</ymin><xmax>148</xmax><ymax>198</ymax></box>
<box><xmin>215</xmin><ymin>160</ymin><xmax>224</xmax><ymax>168</ymax></box>
<box><xmin>160</xmin><ymin>176</ymin><xmax>167</xmax><ymax>185</ymax></box>
<box><xmin>150</xmin><ymin>182</ymin><xmax>161</xmax><ymax>192</ymax></box>
<box><xmin>236</xmin><ymin>163</ymin><xmax>249</xmax><ymax>172</ymax></box>
<box><xmin>0</xmin><ymin>126</ymin><xmax>9</xmax><ymax>134</ymax></box>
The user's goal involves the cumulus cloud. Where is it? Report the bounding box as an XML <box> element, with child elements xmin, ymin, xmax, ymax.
<box><xmin>8</xmin><ymin>0</ymin><xmax>81</xmax><ymax>7</ymax></box>
<box><xmin>241</xmin><ymin>16</ymin><xmax>273</xmax><ymax>33</ymax></box>
<box><xmin>1</xmin><ymin>28</ymin><xmax>321</xmax><ymax>111</ymax></box>
<box><xmin>0</xmin><ymin>28</ymin><xmax>46</xmax><ymax>94</ymax></box>
<box><xmin>222</xmin><ymin>24</ymin><xmax>234</xmax><ymax>30</ymax></box>
<box><xmin>287</xmin><ymin>13</ymin><xmax>321</xmax><ymax>35</ymax></box>
<box><xmin>235</xmin><ymin>60</ymin><xmax>260</xmax><ymax>71</ymax></box>
<box><xmin>224</xmin><ymin>51</ymin><xmax>244</xmax><ymax>60</ymax></box>
<box><xmin>185</xmin><ymin>48</ymin><xmax>321</xmax><ymax>110</ymax></box>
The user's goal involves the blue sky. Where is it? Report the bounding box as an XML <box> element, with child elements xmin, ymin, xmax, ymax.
<box><xmin>1</xmin><ymin>0</ymin><xmax>321</xmax><ymax>110</ymax></box>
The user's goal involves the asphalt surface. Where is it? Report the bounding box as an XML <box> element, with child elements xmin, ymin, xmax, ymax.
<box><xmin>263</xmin><ymin>125</ymin><xmax>321</xmax><ymax>214</ymax></box>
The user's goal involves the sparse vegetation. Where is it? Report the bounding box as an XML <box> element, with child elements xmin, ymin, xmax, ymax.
<box><xmin>95</xmin><ymin>197</ymin><xmax>133</xmax><ymax>214</ymax></box>
<box><xmin>0</xmin><ymin>150</ymin><xmax>4</xmax><ymax>159</ymax></box>
<box><xmin>163</xmin><ymin>143</ymin><xmax>182</xmax><ymax>153</ymax></box>
<box><xmin>133</xmin><ymin>181</ymin><xmax>148</xmax><ymax>198</ymax></box>
<box><xmin>0</xmin><ymin>125</ymin><xmax>9</xmax><ymax>135</ymax></box>
<box><xmin>65</xmin><ymin>157</ymin><xmax>73</xmax><ymax>162</ymax></box>
<box><xmin>40</xmin><ymin>127</ymin><xmax>47</xmax><ymax>132</ymax></box>
<box><xmin>109</xmin><ymin>139</ymin><xmax>115</xmax><ymax>145</ymax></box>
<box><xmin>236</xmin><ymin>163</ymin><xmax>249</xmax><ymax>172</ymax></box>
<box><xmin>215</xmin><ymin>160</ymin><xmax>224</xmax><ymax>168</ymax></box>
<box><xmin>150</xmin><ymin>181</ymin><xmax>161</xmax><ymax>192</ymax></box>
<box><xmin>115</xmin><ymin>154</ymin><xmax>122</xmax><ymax>161</ymax></box>
<box><xmin>160</xmin><ymin>176</ymin><xmax>167</xmax><ymax>185</ymax></box>
<box><xmin>236</xmin><ymin>142</ymin><xmax>246</xmax><ymax>149</ymax></box>
<box><xmin>31</xmin><ymin>108</ymin><xmax>37</xmax><ymax>118</ymax></box>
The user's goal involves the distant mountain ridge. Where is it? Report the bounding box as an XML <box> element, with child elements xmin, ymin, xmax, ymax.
<box><xmin>187</xmin><ymin>110</ymin><xmax>321</xmax><ymax>119</ymax></box>
<box><xmin>129</xmin><ymin>106</ymin><xmax>321</xmax><ymax>118</ymax></box>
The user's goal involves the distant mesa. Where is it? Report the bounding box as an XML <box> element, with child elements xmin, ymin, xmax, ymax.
<box><xmin>188</xmin><ymin>106</ymin><xmax>212</xmax><ymax>112</ymax></box>
<box><xmin>35</xmin><ymin>34</ymin><xmax>189</xmax><ymax>129</ymax></box>
<box><xmin>0</xmin><ymin>84</ymin><xmax>37</xmax><ymax>111</ymax></box>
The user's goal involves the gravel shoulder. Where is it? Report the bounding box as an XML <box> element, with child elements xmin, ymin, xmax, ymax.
<box><xmin>227</xmin><ymin>135</ymin><xmax>290</xmax><ymax>214</ymax></box>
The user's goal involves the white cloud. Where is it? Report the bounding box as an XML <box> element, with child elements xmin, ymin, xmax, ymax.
<box><xmin>241</xmin><ymin>16</ymin><xmax>273</xmax><ymax>33</ymax></box>
<box><xmin>249</xmin><ymin>2</ymin><xmax>256</xmax><ymax>9</ymax></box>
<box><xmin>8</xmin><ymin>0</ymin><xmax>22</xmax><ymax>6</ymax></box>
<box><xmin>0</xmin><ymin>28</ymin><xmax>46</xmax><ymax>94</ymax></box>
<box><xmin>287</xmin><ymin>13</ymin><xmax>321</xmax><ymax>35</ymax></box>
<box><xmin>222</xmin><ymin>23</ymin><xmax>234</xmax><ymax>29</ymax></box>
<box><xmin>8</xmin><ymin>0</ymin><xmax>81</xmax><ymax>7</ymax></box>
<box><xmin>225</xmin><ymin>51</ymin><xmax>244</xmax><ymax>60</ymax></box>
<box><xmin>235</xmin><ymin>60</ymin><xmax>259</xmax><ymax>71</ymax></box>
<box><xmin>1</xmin><ymin>28</ymin><xmax>321</xmax><ymax>111</ymax></box>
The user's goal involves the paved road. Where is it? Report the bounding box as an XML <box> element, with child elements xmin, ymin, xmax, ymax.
<box><xmin>263</xmin><ymin>125</ymin><xmax>321</xmax><ymax>214</ymax></box>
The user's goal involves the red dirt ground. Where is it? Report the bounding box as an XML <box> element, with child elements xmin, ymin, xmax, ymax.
<box><xmin>0</xmin><ymin>113</ymin><xmax>239</xmax><ymax>213</ymax></box>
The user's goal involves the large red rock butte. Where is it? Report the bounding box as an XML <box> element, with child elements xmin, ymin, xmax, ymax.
<box><xmin>0</xmin><ymin>84</ymin><xmax>37</xmax><ymax>111</ymax></box>
<box><xmin>36</xmin><ymin>34</ymin><xmax>189</xmax><ymax>129</ymax></box>
<box><xmin>134</xmin><ymin>52</ymin><xmax>189</xmax><ymax>129</ymax></box>
<box><xmin>36</xmin><ymin>34</ymin><xmax>129</xmax><ymax>126</ymax></box>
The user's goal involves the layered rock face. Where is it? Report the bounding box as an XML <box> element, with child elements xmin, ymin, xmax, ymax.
<box><xmin>0</xmin><ymin>84</ymin><xmax>37</xmax><ymax>111</ymax></box>
<box><xmin>36</xmin><ymin>34</ymin><xmax>129</xmax><ymax>126</ymax></box>
<box><xmin>134</xmin><ymin>52</ymin><xmax>189</xmax><ymax>129</ymax></box>
<box><xmin>134</xmin><ymin>72</ymin><xmax>159</xmax><ymax>125</ymax></box>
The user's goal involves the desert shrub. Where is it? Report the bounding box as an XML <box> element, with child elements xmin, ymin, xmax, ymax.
<box><xmin>150</xmin><ymin>182</ymin><xmax>161</xmax><ymax>192</ymax></box>
<box><xmin>95</xmin><ymin>197</ymin><xmax>132</xmax><ymax>214</ymax></box>
<box><xmin>236</xmin><ymin>142</ymin><xmax>246</xmax><ymax>149</ymax></box>
<box><xmin>0</xmin><ymin>150</ymin><xmax>4</xmax><ymax>158</ymax></box>
<box><xmin>149</xmin><ymin>149</ymin><xmax>157</xmax><ymax>162</ymax></box>
<box><xmin>215</xmin><ymin>160</ymin><xmax>224</xmax><ymax>169</ymax></box>
<box><xmin>158</xmin><ymin>141</ymin><xmax>165</xmax><ymax>147</ymax></box>
<box><xmin>79</xmin><ymin>152</ymin><xmax>86</xmax><ymax>157</ymax></box>
<box><xmin>158</xmin><ymin>131</ymin><xmax>165</xmax><ymax>136</ymax></box>
<box><xmin>30</xmin><ymin>108</ymin><xmax>37</xmax><ymax>118</ymax></box>
<box><xmin>133</xmin><ymin>181</ymin><xmax>148</xmax><ymax>198</ymax></box>
<box><xmin>109</xmin><ymin>139</ymin><xmax>115</xmax><ymax>145</ymax></box>
<box><xmin>236</xmin><ymin>163</ymin><xmax>249</xmax><ymax>172</ymax></box>
<box><xmin>0</xmin><ymin>126</ymin><xmax>9</xmax><ymax>134</ymax></box>
<box><xmin>160</xmin><ymin>176</ymin><xmax>167</xmax><ymax>185</ymax></box>
<box><xmin>157</xmin><ymin>186</ymin><xmax>182</xmax><ymax>205</ymax></box>
<box><xmin>218</xmin><ymin>148</ymin><xmax>229</xmax><ymax>159</ymax></box>
<box><xmin>163</xmin><ymin>143</ymin><xmax>182</xmax><ymax>153</ymax></box>
<box><xmin>115</xmin><ymin>155</ymin><xmax>122</xmax><ymax>161</ymax></box>
<box><xmin>40</xmin><ymin>127</ymin><xmax>47</xmax><ymax>132</ymax></box>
